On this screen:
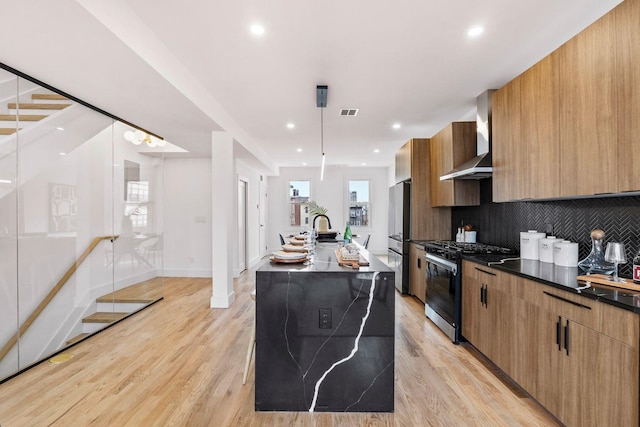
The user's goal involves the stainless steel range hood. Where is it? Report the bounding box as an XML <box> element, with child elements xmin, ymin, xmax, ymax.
<box><xmin>440</xmin><ymin>90</ymin><xmax>495</xmax><ymax>181</ymax></box>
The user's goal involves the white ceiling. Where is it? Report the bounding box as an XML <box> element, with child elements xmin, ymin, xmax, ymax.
<box><xmin>0</xmin><ymin>0</ymin><xmax>622</xmax><ymax>175</ymax></box>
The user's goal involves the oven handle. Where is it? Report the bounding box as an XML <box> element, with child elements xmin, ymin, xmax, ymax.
<box><xmin>425</xmin><ymin>253</ymin><xmax>457</xmax><ymax>275</ymax></box>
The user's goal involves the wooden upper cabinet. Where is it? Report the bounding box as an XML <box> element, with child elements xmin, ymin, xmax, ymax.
<box><xmin>615</xmin><ymin>0</ymin><xmax>640</xmax><ymax>192</ymax></box>
<box><xmin>492</xmin><ymin>0</ymin><xmax>640</xmax><ymax>201</ymax></box>
<box><xmin>557</xmin><ymin>8</ymin><xmax>618</xmax><ymax>197</ymax></box>
<box><xmin>395</xmin><ymin>140</ymin><xmax>412</xmax><ymax>183</ymax></box>
<box><xmin>493</xmin><ymin>53</ymin><xmax>560</xmax><ymax>202</ymax></box>
<box><xmin>521</xmin><ymin>54</ymin><xmax>560</xmax><ymax>199</ymax></box>
<box><xmin>492</xmin><ymin>79</ymin><xmax>522</xmax><ymax>202</ymax></box>
<box><xmin>410</xmin><ymin>139</ymin><xmax>450</xmax><ymax>240</ymax></box>
<box><xmin>429</xmin><ymin>122</ymin><xmax>480</xmax><ymax>207</ymax></box>
<box><xmin>394</xmin><ymin>138</ymin><xmax>450</xmax><ymax>240</ymax></box>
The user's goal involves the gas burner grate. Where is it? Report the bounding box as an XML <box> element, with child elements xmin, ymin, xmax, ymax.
<box><xmin>425</xmin><ymin>240</ymin><xmax>515</xmax><ymax>255</ymax></box>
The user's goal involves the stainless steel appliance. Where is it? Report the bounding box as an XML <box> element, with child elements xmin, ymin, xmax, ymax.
<box><xmin>423</xmin><ymin>241</ymin><xmax>516</xmax><ymax>343</ymax></box>
<box><xmin>388</xmin><ymin>181</ymin><xmax>410</xmax><ymax>293</ymax></box>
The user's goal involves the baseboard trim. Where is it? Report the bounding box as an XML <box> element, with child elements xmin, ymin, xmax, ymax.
<box><xmin>163</xmin><ymin>269</ymin><xmax>212</xmax><ymax>278</ymax></box>
<box><xmin>210</xmin><ymin>291</ymin><xmax>235</xmax><ymax>308</ymax></box>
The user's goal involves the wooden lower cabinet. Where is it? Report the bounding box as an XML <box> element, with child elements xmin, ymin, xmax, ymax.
<box><xmin>463</xmin><ymin>261</ymin><xmax>639</xmax><ymax>426</ymax></box>
<box><xmin>461</xmin><ymin>261</ymin><xmax>517</xmax><ymax>378</ymax></box>
<box><xmin>409</xmin><ymin>243</ymin><xmax>426</xmax><ymax>303</ymax></box>
<box><xmin>516</xmin><ymin>280</ymin><xmax>639</xmax><ymax>427</ymax></box>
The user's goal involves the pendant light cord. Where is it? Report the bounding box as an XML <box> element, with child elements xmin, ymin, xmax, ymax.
<box><xmin>320</xmin><ymin>106</ymin><xmax>324</xmax><ymax>156</ymax></box>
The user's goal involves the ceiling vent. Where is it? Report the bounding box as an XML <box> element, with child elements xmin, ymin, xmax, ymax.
<box><xmin>339</xmin><ymin>108</ymin><xmax>359</xmax><ymax>117</ymax></box>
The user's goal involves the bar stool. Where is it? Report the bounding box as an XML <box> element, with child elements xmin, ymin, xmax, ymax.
<box><xmin>242</xmin><ymin>289</ymin><xmax>256</xmax><ymax>385</ymax></box>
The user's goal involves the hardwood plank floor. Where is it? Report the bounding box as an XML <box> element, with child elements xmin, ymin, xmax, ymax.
<box><xmin>0</xmin><ymin>259</ymin><xmax>560</xmax><ymax>426</ymax></box>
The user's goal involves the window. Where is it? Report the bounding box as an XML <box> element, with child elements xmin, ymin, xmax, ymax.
<box><xmin>289</xmin><ymin>180</ymin><xmax>310</xmax><ymax>227</ymax></box>
<box><xmin>125</xmin><ymin>180</ymin><xmax>149</xmax><ymax>229</ymax></box>
<box><xmin>348</xmin><ymin>180</ymin><xmax>370</xmax><ymax>227</ymax></box>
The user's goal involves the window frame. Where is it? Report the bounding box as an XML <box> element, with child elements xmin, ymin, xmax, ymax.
<box><xmin>345</xmin><ymin>178</ymin><xmax>371</xmax><ymax>229</ymax></box>
<box><xmin>288</xmin><ymin>179</ymin><xmax>311</xmax><ymax>228</ymax></box>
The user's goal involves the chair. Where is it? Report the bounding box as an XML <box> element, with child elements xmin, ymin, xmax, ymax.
<box><xmin>362</xmin><ymin>233</ymin><xmax>371</xmax><ymax>249</ymax></box>
<box><xmin>279</xmin><ymin>234</ymin><xmax>285</xmax><ymax>245</ymax></box>
<box><xmin>242</xmin><ymin>289</ymin><xmax>257</xmax><ymax>385</ymax></box>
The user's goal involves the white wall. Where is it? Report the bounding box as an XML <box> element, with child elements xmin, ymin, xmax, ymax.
<box><xmin>163</xmin><ymin>157</ymin><xmax>265</xmax><ymax>278</ymax></box>
<box><xmin>267</xmin><ymin>165</ymin><xmax>389</xmax><ymax>255</ymax></box>
<box><xmin>163</xmin><ymin>158</ymin><xmax>213</xmax><ymax>277</ymax></box>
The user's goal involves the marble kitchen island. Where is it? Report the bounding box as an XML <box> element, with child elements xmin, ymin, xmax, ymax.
<box><xmin>255</xmin><ymin>243</ymin><xmax>395</xmax><ymax>412</ymax></box>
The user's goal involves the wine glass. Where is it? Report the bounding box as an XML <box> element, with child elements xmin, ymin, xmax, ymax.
<box><xmin>605</xmin><ymin>242</ymin><xmax>627</xmax><ymax>282</ymax></box>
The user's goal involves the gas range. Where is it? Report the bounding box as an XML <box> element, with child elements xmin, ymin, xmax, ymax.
<box><xmin>424</xmin><ymin>240</ymin><xmax>516</xmax><ymax>260</ymax></box>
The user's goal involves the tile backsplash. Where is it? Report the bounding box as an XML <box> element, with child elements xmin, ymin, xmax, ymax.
<box><xmin>451</xmin><ymin>179</ymin><xmax>640</xmax><ymax>278</ymax></box>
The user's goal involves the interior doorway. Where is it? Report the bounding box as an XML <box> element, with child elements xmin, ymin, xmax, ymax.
<box><xmin>237</xmin><ymin>179</ymin><xmax>248</xmax><ymax>273</ymax></box>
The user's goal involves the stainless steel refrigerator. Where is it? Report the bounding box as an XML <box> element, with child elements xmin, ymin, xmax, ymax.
<box><xmin>388</xmin><ymin>180</ymin><xmax>410</xmax><ymax>293</ymax></box>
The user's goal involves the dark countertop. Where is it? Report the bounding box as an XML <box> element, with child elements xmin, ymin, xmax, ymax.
<box><xmin>259</xmin><ymin>242</ymin><xmax>392</xmax><ymax>273</ymax></box>
<box><xmin>410</xmin><ymin>240</ymin><xmax>430</xmax><ymax>248</ymax></box>
<box><xmin>463</xmin><ymin>254</ymin><xmax>640</xmax><ymax>313</ymax></box>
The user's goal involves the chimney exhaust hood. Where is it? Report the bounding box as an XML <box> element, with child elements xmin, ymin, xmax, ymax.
<box><xmin>440</xmin><ymin>90</ymin><xmax>495</xmax><ymax>181</ymax></box>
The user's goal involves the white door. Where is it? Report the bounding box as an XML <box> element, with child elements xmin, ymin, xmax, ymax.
<box><xmin>237</xmin><ymin>179</ymin><xmax>247</xmax><ymax>273</ymax></box>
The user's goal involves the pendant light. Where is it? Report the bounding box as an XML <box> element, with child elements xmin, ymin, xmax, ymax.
<box><xmin>317</xmin><ymin>85</ymin><xmax>328</xmax><ymax>181</ymax></box>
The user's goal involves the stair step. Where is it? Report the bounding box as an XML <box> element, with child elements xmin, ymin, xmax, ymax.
<box><xmin>7</xmin><ymin>102</ymin><xmax>71</xmax><ymax>110</ymax></box>
<box><xmin>0</xmin><ymin>128</ymin><xmax>18</xmax><ymax>135</ymax></box>
<box><xmin>31</xmin><ymin>94</ymin><xmax>68</xmax><ymax>101</ymax></box>
<box><xmin>66</xmin><ymin>333</ymin><xmax>91</xmax><ymax>345</ymax></box>
<box><xmin>0</xmin><ymin>114</ymin><xmax>47</xmax><ymax>122</ymax></box>
<box><xmin>96</xmin><ymin>278</ymin><xmax>164</xmax><ymax>304</ymax></box>
<box><xmin>82</xmin><ymin>312</ymin><xmax>129</xmax><ymax>324</ymax></box>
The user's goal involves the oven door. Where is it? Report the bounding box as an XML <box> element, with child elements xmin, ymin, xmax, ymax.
<box><xmin>424</xmin><ymin>253</ymin><xmax>460</xmax><ymax>343</ymax></box>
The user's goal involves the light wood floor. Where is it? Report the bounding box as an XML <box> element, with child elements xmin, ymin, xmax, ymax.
<box><xmin>0</xmin><ymin>260</ymin><xmax>560</xmax><ymax>426</ymax></box>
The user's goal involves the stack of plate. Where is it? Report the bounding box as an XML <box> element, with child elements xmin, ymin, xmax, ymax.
<box><xmin>289</xmin><ymin>235</ymin><xmax>307</xmax><ymax>246</ymax></box>
<box><xmin>270</xmin><ymin>250</ymin><xmax>308</xmax><ymax>263</ymax></box>
<box><xmin>282</xmin><ymin>244</ymin><xmax>308</xmax><ymax>252</ymax></box>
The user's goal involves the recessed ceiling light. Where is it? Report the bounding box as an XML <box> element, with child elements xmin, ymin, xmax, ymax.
<box><xmin>0</xmin><ymin>179</ymin><xmax>12</xmax><ymax>184</ymax></box>
<box><xmin>296</xmin><ymin>148</ymin><xmax>302</xmax><ymax>152</ymax></box>
<box><xmin>59</xmin><ymin>152</ymin><xmax>66</xmax><ymax>156</ymax></box>
<box><xmin>467</xmin><ymin>26</ymin><xmax>484</xmax><ymax>38</ymax></box>
<box><xmin>392</xmin><ymin>123</ymin><xmax>401</xmax><ymax>129</ymax></box>
<box><xmin>374</xmin><ymin>149</ymin><xmax>380</xmax><ymax>153</ymax></box>
<box><xmin>361</xmin><ymin>163</ymin><xmax>366</xmax><ymax>166</ymax></box>
<box><xmin>56</xmin><ymin>127</ymin><xmax>64</xmax><ymax>131</ymax></box>
<box><xmin>286</xmin><ymin>123</ymin><xmax>295</xmax><ymax>129</ymax></box>
<box><xmin>250</xmin><ymin>24</ymin><xmax>265</xmax><ymax>35</ymax></box>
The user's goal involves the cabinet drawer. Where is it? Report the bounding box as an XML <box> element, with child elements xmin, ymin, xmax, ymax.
<box><xmin>519</xmin><ymin>279</ymin><xmax>601</xmax><ymax>331</ymax></box>
<box><xmin>463</xmin><ymin>262</ymin><xmax>518</xmax><ymax>296</ymax></box>
<box><xmin>600</xmin><ymin>302</ymin><xmax>640</xmax><ymax>349</ymax></box>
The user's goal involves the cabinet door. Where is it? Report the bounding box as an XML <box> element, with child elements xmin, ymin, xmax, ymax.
<box><xmin>593</xmin><ymin>334</ymin><xmax>639</xmax><ymax>426</ymax></box>
<box><xmin>557</xmin><ymin>9</ymin><xmax>618</xmax><ymax>197</ymax></box>
<box><xmin>429</xmin><ymin>130</ymin><xmax>448</xmax><ymax>207</ymax></box>
<box><xmin>461</xmin><ymin>267</ymin><xmax>486</xmax><ymax>352</ymax></box>
<box><xmin>410</xmin><ymin>139</ymin><xmax>451</xmax><ymax>241</ymax></box>
<box><xmin>429</xmin><ymin>123</ymin><xmax>479</xmax><ymax>207</ymax></box>
<box><xmin>517</xmin><ymin>299</ymin><xmax>563</xmax><ymax>417</ymax></box>
<box><xmin>409</xmin><ymin>244</ymin><xmax>426</xmax><ymax>303</ymax></box>
<box><xmin>615</xmin><ymin>0</ymin><xmax>640</xmax><ymax>192</ymax></box>
<box><xmin>485</xmin><ymin>286</ymin><xmax>516</xmax><ymax>378</ymax></box>
<box><xmin>561</xmin><ymin>320</ymin><xmax>600</xmax><ymax>427</ymax></box>
<box><xmin>492</xmin><ymin>79</ymin><xmax>522</xmax><ymax>202</ymax></box>
<box><xmin>395</xmin><ymin>140</ymin><xmax>411</xmax><ymax>183</ymax></box>
<box><xmin>520</xmin><ymin>54</ymin><xmax>560</xmax><ymax>199</ymax></box>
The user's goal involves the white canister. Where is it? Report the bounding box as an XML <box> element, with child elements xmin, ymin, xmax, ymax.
<box><xmin>464</xmin><ymin>231</ymin><xmax>477</xmax><ymax>243</ymax></box>
<box><xmin>554</xmin><ymin>241</ymin><xmax>579</xmax><ymax>267</ymax></box>
<box><xmin>539</xmin><ymin>236</ymin><xmax>560</xmax><ymax>263</ymax></box>
<box><xmin>520</xmin><ymin>230</ymin><xmax>546</xmax><ymax>260</ymax></box>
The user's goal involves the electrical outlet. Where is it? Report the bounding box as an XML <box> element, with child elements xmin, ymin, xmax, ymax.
<box><xmin>544</xmin><ymin>222</ymin><xmax>554</xmax><ymax>235</ymax></box>
<box><xmin>319</xmin><ymin>308</ymin><xmax>332</xmax><ymax>329</ymax></box>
